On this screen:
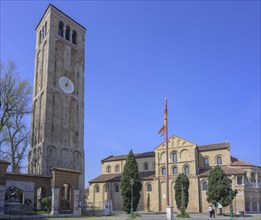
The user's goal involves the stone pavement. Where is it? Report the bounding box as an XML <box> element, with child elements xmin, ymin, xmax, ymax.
<box><xmin>1</xmin><ymin>212</ymin><xmax>260</xmax><ymax>220</ymax></box>
<box><xmin>84</xmin><ymin>212</ymin><xmax>261</xmax><ymax>220</ymax></box>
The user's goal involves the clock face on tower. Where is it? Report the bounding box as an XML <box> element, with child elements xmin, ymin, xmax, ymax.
<box><xmin>58</xmin><ymin>76</ymin><xmax>74</xmax><ymax>94</ymax></box>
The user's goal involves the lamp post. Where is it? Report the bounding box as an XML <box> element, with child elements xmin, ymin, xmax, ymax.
<box><xmin>130</xmin><ymin>178</ymin><xmax>134</xmax><ymax>217</ymax></box>
<box><xmin>230</xmin><ymin>186</ymin><xmax>233</xmax><ymax>218</ymax></box>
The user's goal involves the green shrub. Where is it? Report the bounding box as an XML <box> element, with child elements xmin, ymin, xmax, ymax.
<box><xmin>61</xmin><ymin>198</ymin><xmax>70</xmax><ymax>210</ymax></box>
<box><xmin>177</xmin><ymin>212</ymin><xmax>190</xmax><ymax>218</ymax></box>
<box><xmin>41</xmin><ymin>197</ymin><xmax>52</xmax><ymax>212</ymax></box>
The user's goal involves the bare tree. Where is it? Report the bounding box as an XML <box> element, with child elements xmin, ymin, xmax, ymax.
<box><xmin>0</xmin><ymin>61</ymin><xmax>31</xmax><ymax>132</ymax></box>
<box><xmin>2</xmin><ymin>113</ymin><xmax>30</xmax><ymax>172</ymax></box>
<box><xmin>0</xmin><ymin>61</ymin><xmax>32</xmax><ymax>173</ymax></box>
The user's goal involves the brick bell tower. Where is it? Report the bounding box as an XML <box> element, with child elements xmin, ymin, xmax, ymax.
<box><xmin>28</xmin><ymin>4</ymin><xmax>86</xmax><ymax>202</ymax></box>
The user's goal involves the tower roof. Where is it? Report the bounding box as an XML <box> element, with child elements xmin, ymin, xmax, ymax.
<box><xmin>36</xmin><ymin>4</ymin><xmax>86</xmax><ymax>31</ymax></box>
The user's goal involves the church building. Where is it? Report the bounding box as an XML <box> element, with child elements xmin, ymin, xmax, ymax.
<box><xmin>88</xmin><ymin>135</ymin><xmax>261</xmax><ymax>213</ymax></box>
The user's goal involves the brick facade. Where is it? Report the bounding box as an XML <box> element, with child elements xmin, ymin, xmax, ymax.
<box><xmin>27</xmin><ymin>3</ymin><xmax>86</xmax><ymax>208</ymax></box>
<box><xmin>0</xmin><ymin>4</ymin><xmax>86</xmax><ymax>217</ymax></box>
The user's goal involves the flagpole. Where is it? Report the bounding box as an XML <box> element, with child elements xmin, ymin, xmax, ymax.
<box><xmin>158</xmin><ymin>97</ymin><xmax>173</xmax><ymax>220</ymax></box>
<box><xmin>165</xmin><ymin>97</ymin><xmax>170</xmax><ymax>207</ymax></box>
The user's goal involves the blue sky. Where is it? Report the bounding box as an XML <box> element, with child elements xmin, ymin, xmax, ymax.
<box><xmin>1</xmin><ymin>1</ymin><xmax>260</xmax><ymax>187</ymax></box>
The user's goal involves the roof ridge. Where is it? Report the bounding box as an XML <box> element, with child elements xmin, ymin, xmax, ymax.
<box><xmin>198</xmin><ymin>142</ymin><xmax>230</xmax><ymax>152</ymax></box>
<box><xmin>199</xmin><ymin>142</ymin><xmax>229</xmax><ymax>147</ymax></box>
<box><xmin>101</xmin><ymin>151</ymin><xmax>155</xmax><ymax>162</ymax></box>
<box><xmin>101</xmin><ymin>155</ymin><xmax>113</xmax><ymax>162</ymax></box>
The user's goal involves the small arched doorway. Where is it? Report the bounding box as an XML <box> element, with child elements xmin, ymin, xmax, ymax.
<box><xmin>60</xmin><ymin>183</ymin><xmax>71</xmax><ymax>213</ymax></box>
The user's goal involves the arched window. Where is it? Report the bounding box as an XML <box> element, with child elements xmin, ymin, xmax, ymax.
<box><xmin>202</xmin><ymin>181</ymin><xmax>208</xmax><ymax>191</ymax></box>
<box><xmin>144</xmin><ymin>162</ymin><xmax>149</xmax><ymax>171</ymax></box>
<box><xmin>72</xmin><ymin>30</ymin><xmax>77</xmax><ymax>44</ymax></box>
<box><xmin>39</xmin><ymin>31</ymin><xmax>42</xmax><ymax>44</ymax></box>
<box><xmin>147</xmin><ymin>184</ymin><xmax>152</xmax><ymax>192</ymax></box>
<box><xmin>184</xmin><ymin>166</ymin><xmax>189</xmax><ymax>174</ymax></box>
<box><xmin>250</xmin><ymin>173</ymin><xmax>255</xmax><ymax>183</ymax></box>
<box><xmin>65</xmin><ymin>25</ymin><xmax>70</xmax><ymax>41</ymax></box>
<box><xmin>217</xmin><ymin>156</ymin><xmax>222</xmax><ymax>165</ymax></box>
<box><xmin>115</xmin><ymin>165</ymin><xmax>120</xmax><ymax>172</ymax></box>
<box><xmin>161</xmin><ymin>167</ymin><xmax>166</xmax><ymax>175</ymax></box>
<box><xmin>95</xmin><ymin>185</ymin><xmax>99</xmax><ymax>193</ymax></box>
<box><xmin>204</xmin><ymin>158</ymin><xmax>209</xmax><ymax>166</ymax></box>
<box><xmin>59</xmin><ymin>21</ymin><xmax>64</xmax><ymax>37</ymax></box>
<box><xmin>237</xmin><ymin>176</ymin><xmax>243</xmax><ymax>185</ymax></box>
<box><xmin>105</xmin><ymin>184</ymin><xmax>109</xmax><ymax>192</ymax></box>
<box><xmin>107</xmin><ymin>165</ymin><xmax>111</xmax><ymax>173</ymax></box>
<box><xmin>115</xmin><ymin>184</ymin><xmax>119</xmax><ymax>192</ymax></box>
<box><xmin>42</xmin><ymin>26</ymin><xmax>44</xmax><ymax>39</ymax></box>
<box><xmin>172</xmin><ymin>152</ymin><xmax>177</xmax><ymax>162</ymax></box>
<box><xmin>61</xmin><ymin>183</ymin><xmax>70</xmax><ymax>200</ymax></box>
<box><xmin>173</xmin><ymin>167</ymin><xmax>178</xmax><ymax>174</ymax></box>
<box><xmin>44</xmin><ymin>21</ymin><xmax>47</xmax><ymax>36</ymax></box>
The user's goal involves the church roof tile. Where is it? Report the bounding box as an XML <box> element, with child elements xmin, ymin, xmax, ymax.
<box><xmin>197</xmin><ymin>142</ymin><xmax>230</xmax><ymax>152</ymax></box>
<box><xmin>101</xmin><ymin>151</ymin><xmax>155</xmax><ymax>163</ymax></box>
<box><xmin>230</xmin><ymin>156</ymin><xmax>260</xmax><ymax>168</ymax></box>
<box><xmin>198</xmin><ymin>166</ymin><xmax>245</xmax><ymax>177</ymax></box>
<box><xmin>89</xmin><ymin>171</ymin><xmax>155</xmax><ymax>183</ymax></box>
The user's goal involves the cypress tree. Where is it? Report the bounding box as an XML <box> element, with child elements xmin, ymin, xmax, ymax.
<box><xmin>207</xmin><ymin>166</ymin><xmax>238</xmax><ymax>208</ymax></box>
<box><xmin>120</xmin><ymin>150</ymin><xmax>142</xmax><ymax>213</ymax></box>
<box><xmin>174</xmin><ymin>173</ymin><xmax>190</xmax><ymax>215</ymax></box>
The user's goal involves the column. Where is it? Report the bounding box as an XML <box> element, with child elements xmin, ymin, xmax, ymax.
<box><xmin>0</xmin><ymin>185</ymin><xmax>5</xmax><ymax>216</ymax></box>
<box><xmin>73</xmin><ymin>190</ymin><xmax>80</xmax><ymax>216</ymax></box>
<box><xmin>155</xmin><ymin>178</ymin><xmax>160</xmax><ymax>211</ymax></box>
<box><xmin>51</xmin><ymin>188</ymin><xmax>60</xmax><ymax>216</ymax></box>
<box><xmin>63</xmin><ymin>28</ymin><xmax>66</xmax><ymax>39</ymax></box>
<box><xmin>246</xmin><ymin>171</ymin><xmax>251</xmax><ymax>182</ymax></box>
<box><xmin>69</xmin><ymin>32</ymin><xmax>72</xmax><ymax>43</ymax></box>
<box><xmin>255</xmin><ymin>173</ymin><xmax>258</xmax><ymax>188</ymax></box>
<box><xmin>110</xmin><ymin>182</ymin><xmax>112</xmax><ymax>201</ymax></box>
